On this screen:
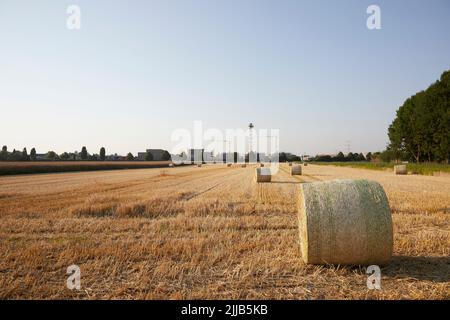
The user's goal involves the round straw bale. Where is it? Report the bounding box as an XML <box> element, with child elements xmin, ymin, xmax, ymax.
<box><xmin>255</xmin><ymin>167</ymin><xmax>271</xmax><ymax>183</ymax></box>
<box><xmin>394</xmin><ymin>165</ymin><xmax>407</xmax><ymax>175</ymax></box>
<box><xmin>197</xmin><ymin>164</ymin><xmax>202</xmax><ymax>167</ymax></box>
<box><xmin>227</xmin><ymin>163</ymin><xmax>232</xmax><ymax>167</ymax></box>
<box><xmin>241</xmin><ymin>164</ymin><xmax>247</xmax><ymax>168</ymax></box>
<box><xmin>291</xmin><ymin>165</ymin><xmax>302</xmax><ymax>175</ymax></box>
<box><xmin>260</xmin><ymin>163</ymin><xmax>265</xmax><ymax>167</ymax></box>
<box><xmin>303</xmin><ymin>163</ymin><xmax>308</xmax><ymax>166</ymax></box>
<box><xmin>298</xmin><ymin>179</ymin><xmax>393</xmax><ymax>265</ymax></box>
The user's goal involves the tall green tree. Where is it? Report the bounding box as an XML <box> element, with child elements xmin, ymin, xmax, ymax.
<box><xmin>22</xmin><ymin>148</ymin><xmax>30</xmax><ymax>161</ymax></box>
<box><xmin>30</xmin><ymin>148</ymin><xmax>37</xmax><ymax>161</ymax></box>
<box><xmin>81</xmin><ymin>146</ymin><xmax>88</xmax><ymax>160</ymax></box>
<box><xmin>126</xmin><ymin>152</ymin><xmax>134</xmax><ymax>161</ymax></box>
<box><xmin>100</xmin><ymin>147</ymin><xmax>106</xmax><ymax>161</ymax></box>
<box><xmin>388</xmin><ymin>70</ymin><xmax>449</xmax><ymax>163</ymax></box>
<box><xmin>0</xmin><ymin>145</ymin><xmax>7</xmax><ymax>161</ymax></box>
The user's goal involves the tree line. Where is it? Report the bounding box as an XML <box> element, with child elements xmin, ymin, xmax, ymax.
<box><xmin>312</xmin><ymin>152</ymin><xmax>368</xmax><ymax>162</ymax></box>
<box><xmin>0</xmin><ymin>146</ymin><xmax>171</xmax><ymax>162</ymax></box>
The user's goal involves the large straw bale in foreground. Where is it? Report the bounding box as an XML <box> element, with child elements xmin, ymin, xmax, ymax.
<box><xmin>298</xmin><ymin>179</ymin><xmax>393</xmax><ymax>265</ymax></box>
<box><xmin>291</xmin><ymin>165</ymin><xmax>302</xmax><ymax>175</ymax></box>
<box><xmin>255</xmin><ymin>167</ymin><xmax>271</xmax><ymax>183</ymax></box>
<box><xmin>394</xmin><ymin>165</ymin><xmax>407</xmax><ymax>175</ymax></box>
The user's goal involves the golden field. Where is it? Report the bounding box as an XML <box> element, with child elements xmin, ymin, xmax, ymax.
<box><xmin>0</xmin><ymin>164</ymin><xmax>449</xmax><ymax>299</ymax></box>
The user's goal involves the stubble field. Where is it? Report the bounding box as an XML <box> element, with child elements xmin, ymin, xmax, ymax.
<box><xmin>0</xmin><ymin>164</ymin><xmax>449</xmax><ymax>299</ymax></box>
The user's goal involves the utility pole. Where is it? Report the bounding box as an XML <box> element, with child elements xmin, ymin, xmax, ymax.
<box><xmin>345</xmin><ymin>140</ymin><xmax>351</xmax><ymax>155</ymax></box>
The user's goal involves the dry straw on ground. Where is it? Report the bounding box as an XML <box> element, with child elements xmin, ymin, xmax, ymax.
<box><xmin>298</xmin><ymin>179</ymin><xmax>393</xmax><ymax>265</ymax></box>
<box><xmin>0</xmin><ymin>164</ymin><xmax>449</xmax><ymax>299</ymax></box>
<box><xmin>395</xmin><ymin>165</ymin><xmax>407</xmax><ymax>175</ymax></box>
<box><xmin>255</xmin><ymin>167</ymin><xmax>271</xmax><ymax>183</ymax></box>
<box><xmin>291</xmin><ymin>165</ymin><xmax>302</xmax><ymax>175</ymax></box>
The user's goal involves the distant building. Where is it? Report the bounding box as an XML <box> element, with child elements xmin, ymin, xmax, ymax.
<box><xmin>35</xmin><ymin>154</ymin><xmax>47</xmax><ymax>161</ymax></box>
<box><xmin>137</xmin><ymin>149</ymin><xmax>168</xmax><ymax>161</ymax></box>
<box><xmin>137</xmin><ymin>152</ymin><xmax>147</xmax><ymax>161</ymax></box>
<box><xmin>203</xmin><ymin>151</ymin><xmax>215</xmax><ymax>162</ymax></box>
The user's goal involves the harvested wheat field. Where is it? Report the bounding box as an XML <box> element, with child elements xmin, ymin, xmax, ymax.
<box><xmin>0</xmin><ymin>164</ymin><xmax>449</xmax><ymax>299</ymax></box>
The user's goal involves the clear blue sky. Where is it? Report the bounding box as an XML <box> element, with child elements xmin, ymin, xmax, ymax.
<box><xmin>1</xmin><ymin>0</ymin><xmax>449</xmax><ymax>156</ymax></box>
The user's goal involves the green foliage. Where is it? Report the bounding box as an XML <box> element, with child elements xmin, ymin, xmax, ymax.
<box><xmin>145</xmin><ymin>152</ymin><xmax>153</xmax><ymax>161</ymax></box>
<box><xmin>100</xmin><ymin>147</ymin><xmax>106</xmax><ymax>161</ymax></box>
<box><xmin>30</xmin><ymin>148</ymin><xmax>37</xmax><ymax>161</ymax></box>
<box><xmin>60</xmin><ymin>152</ymin><xmax>71</xmax><ymax>160</ymax></box>
<box><xmin>335</xmin><ymin>152</ymin><xmax>345</xmax><ymax>161</ymax></box>
<box><xmin>356</xmin><ymin>153</ymin><xmax>366</xmax><ymax>161</ymax></box>
<box><xmin>46</xmin><ymin>151</ymin><xmax>59</xmax><ymax>160</ymax></box>
<box><xmin>278</xmin><ymin>152</ymin><xmax>287</xmax><ymax>162</ymax></box>
<box><xmin>22</xmin><ymin>148</ymin><xmax>30</xmax><ymax>161</ymax></box>
<box><xmin>127</xmin><ymin>152</ymin><xmax>134</xmax><ymax>161</ymax></box>
<box><xmin>313</xmin><ymin>151</ymin><xmax>366</xmax><ymax>162</ymax></box>
<box><xmin>0</xmin><ymin>146</ymin><xmax>7</xmax><ymax>161</ymax></box>
<box><xmin>161</xmin><ymin>150</ymin><xmax>171</xmax><ymax>161</ymax></box>
<box><xmin>388</xmin><ymin>70</ymin><xmax>450</xmax><ymax>163</ymax></box>
<box><xmin>9</xmin><ymin>149</ymin><xmax>23</xmax><ymax>161</ymax></box>
<box><xmin>81</xmin><ymin>146</ymin><xmax>88</xmax><ymax>160</ymax></box>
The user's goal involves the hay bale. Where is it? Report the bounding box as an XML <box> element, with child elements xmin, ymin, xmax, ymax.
<box><xmin>197</xmin><ymin>164</ymin><xmax>202</xmax><ymax>167</ymax></box>
<box><xmin>298</xmin><ymin>179</ymin><xmax>393</xmax><ymax>265</ymax></box>
<box><xmin>288</xmin><ymin>162</ymin><xmax>292</xmax><ymax>166</ymax></box>
<box><xmin>168</xmin><ymin>163</ymin><xmax>174</xmax><ymax>167</ymax></box>
<box><xmin>394</xmin><ymin>165</ymin><xmax>407</xmax><ymax>175</ymax></box>
<box><xmin>303</xmin><ymin>163</ymin><xmax>308</xmax><ymax>166</ymax></box>
<box><xmin>291</xmin><ymin>165</ymin><xmax>302</xmax><ymax>175</ymax></box>
<box><xmin>227</xmin><ymin>163</ymin><xmax>232</xmax><ymax>167</ymax></box>
<box><xmin>260</xmin><ymin>163</ymin><xmax>265</xmax><ymax>167</ymax></box>
<box><xmin>255</xmin><ymin>167</ymin><xmax>271</xmax><ymax>183</ymax></box>
<box><xmin>241</xmin><ymin>164</ymin><xmax>247</xmax><ymax>168</ymax></box>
